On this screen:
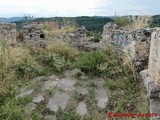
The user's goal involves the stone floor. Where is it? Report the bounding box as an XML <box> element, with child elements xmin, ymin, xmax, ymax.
<box><xmin>16</xmin><ymin>71</ymin><xmax>109</xmax><ymax>120</ymax></box>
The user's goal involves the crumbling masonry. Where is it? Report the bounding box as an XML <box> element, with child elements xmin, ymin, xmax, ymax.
<box><xmin>101</xmin><ymin>22</ymin><xmax>160</xmax><ymax>120</ymax></box>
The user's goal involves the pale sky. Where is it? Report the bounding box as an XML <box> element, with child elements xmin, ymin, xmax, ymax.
<box><xmin>0</xmin><ymin>0</ymin><xmax>159</xmax><ymax>17</ymax></box>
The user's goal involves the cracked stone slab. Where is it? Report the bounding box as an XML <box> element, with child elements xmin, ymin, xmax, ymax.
<box><xmin>57</xmin><ymin>78</ymin><xmax>76</xmax><ymax>91</ymax></box>
<box><xmin>48</xmin><ymin>75</ymin><xmax>59</xmax><ymax>81</ymax></box>
<box><xmin>46</xmin><ymin>92</ymin><xmax>70</xmax><ymax>112</ymax></box>
<box><xmin>33</xmin><ymin>76</ymin><xmax>47</xmax><ymax>82</ymax></box>
<box><xmin>42</xmin><ymin>80</ymin><xmax>58</xmax><ymax>91</ymax></box>
<box><xmin>76</xmin><ymin>102</ymin><xmax>87</xmax><ymax>115</ymax></box>
<box><xmin>25</xmin><ymin>102</ymin><xmax>37</xmax><ymax>115</ymax></box>
<box><xmin>94</xmin><ymin>78</ymin><xmax>105</xmax><ymax>88</ymax></box>
<box><xmin>32</xmin><ymin>93</ymin><xmax>45</xmax><ymax>103</ymax></box>
<box><xmin>44</xmin><ymin>115</ymin><xmax>56</xmax><ymax>120</ymax></box>
<box><xmin>95</xmin><ymin>89</ymin><xmax>109</xmax><ymax>109</ymax></box>
<box><xmin>76</xmin><ymin>88</ymin><xmax>89</xmax><ymax>95</ymax></box>
<box><xmin>16</xmin><ymin>89</ymin><xmax>33</xmax><ymax>98</ymax></box>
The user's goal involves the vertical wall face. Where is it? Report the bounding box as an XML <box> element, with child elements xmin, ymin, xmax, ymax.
<box><xmin>148</xmin><ymin>29</ymin><xmax>160</xmax><ymax>84</ymax></box>
<box><xmin>101</xmin><ymin>22</ymin><xmax>154</xmax><ymax>71</ymax></box>
<box><xmin>0</xmin><ymin>23</ymin><xmax>16</xmax><ymax>43</ymax></box>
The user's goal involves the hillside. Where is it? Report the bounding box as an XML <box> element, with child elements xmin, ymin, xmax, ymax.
<box><xmin>150</xmin><ymin>15</ymin><xmax>160</xmax><ymax>27</ymax></box>
<box><xmin>0</xmin><ymin>17</ymin><xmax>36</xmax><ymax>23</ymax></box>
<box><xmin>14</xmin><ymin>16</ymin><xmax>113</xmax><ymax>32</ymax></box>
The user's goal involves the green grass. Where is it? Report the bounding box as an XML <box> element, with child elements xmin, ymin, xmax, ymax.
<box><xmin>0</xmin><ymin>40</ymin><xmax>149</xmax><ymax>120</ymax></box>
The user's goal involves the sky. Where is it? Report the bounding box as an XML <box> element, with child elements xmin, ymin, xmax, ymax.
<box><xmin>0</xmin><ymin>0</ymin><xmax>159</xmax><ymax>17</ymax></box>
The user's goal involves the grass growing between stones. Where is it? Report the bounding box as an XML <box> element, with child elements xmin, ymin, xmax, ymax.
<box><xmin>0</xmin><ymin>38</ymin><xmax>149</xmax><ymax>120</ymax></box>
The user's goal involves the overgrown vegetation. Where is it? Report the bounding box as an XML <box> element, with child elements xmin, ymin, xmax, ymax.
<box><xmin>0</xmin><ymin>33</ymin><xmax>149</xmax><ymax>120</ymax></box>
<box><xmin>115</xmin><ymin>15</ymin><xmax>151</xmax><ymax>30</ymax></box>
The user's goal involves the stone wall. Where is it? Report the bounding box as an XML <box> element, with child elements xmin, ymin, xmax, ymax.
<box><xmin>140</xmin><ymin>29</ymin><xmax>160</xmax><ymax>120</ymax></box>
<box><xmin>101</xmin><ymin>22</ymin><xmax>156</xmax><ymax>70</ymax></box>
<box><xmin>58</xmin><ymin>26</ymin><xmax>86</xmax><ymax>46</ymax></box>
<box><xmin>19</xmin><ymin>24</ymin><xmax>47</xmax><ymax>48</ymax></box>
<box><xmin>0</xmin><ymin>23</ymin><xmax>16</xmax><ymax>44</ymax></box>
<box><xmin>148</xmin><ymin>29</ymin><xmax>160</xmax><ymax>85</ymax></box>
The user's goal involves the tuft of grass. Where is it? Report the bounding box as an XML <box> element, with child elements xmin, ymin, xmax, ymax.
<box><xmin>74</xmin><ymin>48</ymin><xmax>123</xmax><ymax>78</ymax></box>
<box><xmin>46</xmin><ymin>40</ymin><xmax>79</xmax><ymax>61</ymax></box>
<box><xmin>73</xmin><ymin>50</ymin><xmax>106</xmax><ymax>75</ymax></box>
<box><xmin>56</xmin><ymin>107</ymin><xmax>81</xmax><ymax>120</ymax></box>
<box><xmin>115</xmin><ymin>15</ymin><xmax>151</xmax><ymax>30</ymax></box>
<box><xmin>44</xmin><ymin>25</ymin><xmax>77</xmax><ymax>37</ymax></box>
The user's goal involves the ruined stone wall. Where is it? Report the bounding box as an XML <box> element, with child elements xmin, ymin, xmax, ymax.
<box><xmin>140</xmin><ymin>29</ymin><xmax>160</xmax><ymax>119</ymax></box>
<box><xmin>148</xmin><ymin>29</ymin><xmax>160</xmax><ymax>85</ymax></box>
<box><xmin>101</xmin><ymin>22</ymin><xmax>156</xmax><ymax>70</ymax></box>
<box><xmin>0</xmin><ymin>23</ymin><xmax>16</xmax><ymax>43</ymax></box>
<box><xmin>58</xmin><ymin>26</ymin><xmax>86</xmax><ymax>46</ymax></box>
<box><xmin>19</xmin><ymin>24</ymin><xmax>47</xmax><ymax>48</ymax></box>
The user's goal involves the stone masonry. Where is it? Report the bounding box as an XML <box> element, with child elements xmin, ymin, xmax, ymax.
<box><xmin>140</xmin><ymin>29</ymin><xmax>160</xmax><ymax>120</ymax></box>
<box><xmin>101</xmin><ymin>22</ymin><xmax>157</xmax><ymax>71</ymax></box>
<box><xmin>0</xmin><ymin>23</ymin><xmax>16</xmax><ymax>44</ymax></box>
<box><xmin>148</xmin><ymin>29</ymin><xmax>160</xmax><ymax>85</ymax></box>
<box><xmin>19</xmin><ymin>24</ymin><xmax>47</xmax><ymax>48</ymax></box>
<box><xmin>101</xmin><ymin>22</ymin><xmax>160</xmax><ymax>119</ymax></box>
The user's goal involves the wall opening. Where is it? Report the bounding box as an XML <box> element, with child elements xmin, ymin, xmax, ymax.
<box><xmin>40</xmin><ymin>34</ymin><xmax>45</xmax><ymax>38</ymax></box>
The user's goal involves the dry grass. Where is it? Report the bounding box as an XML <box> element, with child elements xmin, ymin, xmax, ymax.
<box><xmin>126</xmin><ymin>15</ymin><xmax>151</xmax><ymax>30</ymax></box>
<box><xmin>44</xmin><ymin>25</ymin><xmax>77</xmax><ymax>37</ymax></box>
<box><xmin>0</xmin><ymin>42</ymin><xmax>38</xmax><ymax>94</ymax></box>
<box><xmin>46</xmin><ymin>40</ymin><xmax>79</xmax><ymax>60</ymax></box>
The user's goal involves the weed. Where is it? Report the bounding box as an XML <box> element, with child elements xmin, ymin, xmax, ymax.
<box><xmin>46</xmin><ymin>40</ymin><xmax>79</xmax><ymax>61</ymax></box>
<box><xmin>72</xmin><ymin>91</ymin><xmax>83</xmax><ymax>101</ymax></box>
<box><xmin>106</xmin><ymin>79</ymin><xmax>117</xmax><ymax>91</ymax></box>
<box><xmin>15</xmin><ymin>61</ymin><xmax>39</xmax><ymax>79</ymax></box>
<box><xmin>56</xmin><ymin>107</ymin><xmax>80</xmax><ymax>120</ymax></box>
<box><xmin>39</xmin><ymin>53</ymin><xmax>66</xmax><ymax>72</ymax></box>
<box><xmin>72</xmin><ymin>68</ymin><xmax>84</xmax><ymax>78</ymax></box>
<box><xmin>74</xmin><ymin>51</ymin><xmax>106</xmax><ymax>75</ymax></box>
<box><xmin>89</xmin><ymin>80</ymin><xmax>96</xmax><ymax>87</ymax></box>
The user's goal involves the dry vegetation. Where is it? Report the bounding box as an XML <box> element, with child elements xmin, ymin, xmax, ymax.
<box><xmin>43</xmin><ymin>25</ymin><xmax>77</xmax><ymax>37</ymax></box>
<box><xmin>115</xmin><ymin>15</ymin><xmax>151</xmax><ymax>30</ymax></box>
<box><xmin>0</xmin><ymin>26</ymin><xmax>149</xmax><ymax>119</ymax></box>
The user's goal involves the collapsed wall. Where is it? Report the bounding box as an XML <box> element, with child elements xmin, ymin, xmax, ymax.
<box><xmin>57</xmin><ymin>26</ymin><xmax>100</xmax><ymax>51</ymax></box>
<box><xmin>19</xmin><ymin>24</ymin><xmax>47</xmax><ymax>48</ymax></box>
<box><xmin>101</xmin><ymin>22</ymin><xmax>156</xmax><ymax>71</ymax></box>
<box><xmin>59</xmin><ymin>26</ymin><xmax>86</xmax><ymax>46</ymax></box>
<box><xmin>0</xmin><ymin>23</ymin><xmax>16</xmax><ymax>44</ymax></box>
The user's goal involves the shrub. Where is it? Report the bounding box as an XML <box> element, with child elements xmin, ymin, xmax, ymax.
<box><xmin>73</xmin><ymin>51</ymin><xmax>106</xmax><ymax>75</ymax></box>
<box><xmin>40</xmin><ymin>53</ymin><xmax>66</xmax><ymax>72</ymax></box>
<box><xmin>15</xmin><ymin>61</ymin><xmax>39</xmax><ymax>79</ymax></box>
<box><xmin>74</xmin><ymin>48</ymin><xmax>124</xmax><ymax>78</ymax></box>
<box><xmin>106</xmin><ymin>79</ymin><xmax>117</xmax><ymax>91</ymax></box>
<box><xmin>46</xmin><ymin>40</ymin><xmax>79</xmax><ymax>61</ymax></box>
<box><xmin>71</xmin><ymin>68</ymin><xmax>84</xmax><ymax>78</ymax></box>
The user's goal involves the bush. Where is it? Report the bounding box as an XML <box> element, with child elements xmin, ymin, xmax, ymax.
<box><xmin>39</xmin><ymin>53</ymin><xmax>66</xmax><ymax>72</ymax></box>
<box><xmin>46</xmin><ymin>40</ymin><xmax>79</xmax><ymax>61</ymax></box>
<box><xmin>74</xmin><ymin>48</ymin><xmax>123</xmax><ymax>78</ymax></box>
<box><xmin>73</xmin><ymin>51</ymin><xmax>106</xmax><ymax>75</ymax></box>
<box><xmin>71</xmin><ymin>68</ymin><xmax>84</xmax><ymax>78</ymax></box>
<box><xmin>15</xmin><ymin>61</ymin><xmax>39</xmax><ymax>79</ymax></box>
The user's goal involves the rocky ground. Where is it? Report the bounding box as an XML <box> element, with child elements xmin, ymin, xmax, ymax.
<box><xmin>15</xmin><ymin>70</ymin><xmax>111</xmax><ymax>120</ymax></box>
